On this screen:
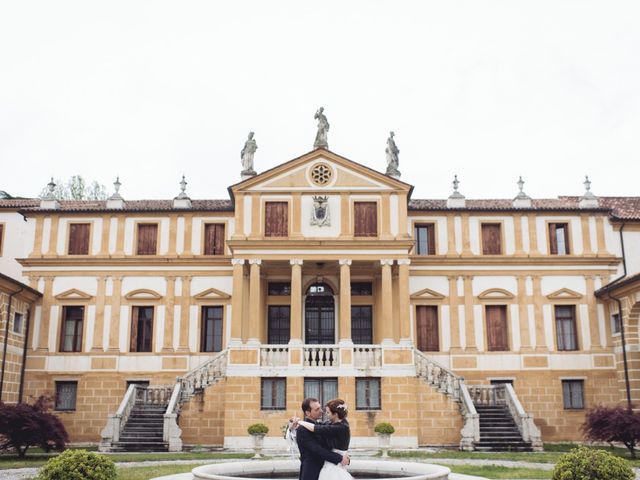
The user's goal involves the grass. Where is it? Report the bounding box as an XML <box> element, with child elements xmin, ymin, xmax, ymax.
<box><xmin>115</xmin><ymin>463</ymin><xmax>201</xmax><ymax>480</ymax></box>
<box><xmin>446</xmin><ymin>464</ymin><xmax>552</xmax><ymax>479</ymax></box>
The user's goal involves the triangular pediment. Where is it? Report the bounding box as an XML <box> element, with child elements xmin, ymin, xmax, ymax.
<box><xmin>124</xmin><ymin>289</ymin><xmax>163</xmax><ymax>300</ymax></box>
<box><xmin>55</xmin><ymin>288</ymin><xmax>93</xmax><ymax>300</ymax></box>
<box><xmin>478</xmin><ymin>288</ymin><xmax>515</xmax><ymax>300</ymax></box>
<box><xmin>547</xmin><ymin>288</ymin><xmax>583</xmax><ymax>300</ymax></box>
<box><xmin>410</xmin><ymin>288</ymin><xmax>446</xmax><ymax>300</ymax></box>
<box><xmin>230</xmin><ymin>149</ymin><xmax>413</xmax><ymax>195</ymax></box>
<box><xmin>193</xmin><ymin>287</ymin><xmax>231</xmax><ymax>300</ymax></box>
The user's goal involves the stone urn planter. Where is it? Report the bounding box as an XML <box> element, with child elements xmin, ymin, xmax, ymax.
<box><xmin>247</xmin><ymin>423</ymin><xmax>269</xmax><ymax>459</ymax></box>
<box><xmin>374</xmin><ymin>422</ymin><xmax>395</xmax><ymax>458</ymax></box>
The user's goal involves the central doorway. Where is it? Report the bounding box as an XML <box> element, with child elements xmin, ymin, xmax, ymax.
<box><xmin>305</xmin><ymin>282</ymin><xmax>335</xmax><ymax>344</ymax></box>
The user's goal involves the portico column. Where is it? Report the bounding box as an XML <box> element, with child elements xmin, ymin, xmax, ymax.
<box><xmin>230</xmin><ymin>259</ymin><xmax>246</xmax><ymax>345</ymax></box>
<box><xmin>380</xmin><ymin>259</ymin><xmax>394</xmax><ymax>344</ymax></box>
<box><xmin>397</xmin><ymin>259</ymin><xmax>411</xmax><ymax>345</ymax></box>
<box><xmin>339</xmin><ymin>259</ymin><xmax>352</xmax><ymax>344</ymax></box>
<box><xmin>248</xmin><ymin>259</ymin><xmax>262</xmax><ymax>344</ymax></box>
<box><xmin>289</xmin><ymin>259</ymin><xmax>303</xmax><ymax>344</ymax></box>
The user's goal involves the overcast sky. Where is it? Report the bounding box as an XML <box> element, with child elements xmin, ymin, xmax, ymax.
<box><xmin>1</xmin><ymin>1</ymin><xmax>638</xmax><ymax>201</ymax></box>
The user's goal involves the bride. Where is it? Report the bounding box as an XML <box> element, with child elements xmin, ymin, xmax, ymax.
<box><xmin>294</xmin><ymin>399</ymin><xmax>353</xmax><ymax>480</ymax></box>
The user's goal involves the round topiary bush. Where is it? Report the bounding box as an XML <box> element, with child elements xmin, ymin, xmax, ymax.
<box><xmin>36</xmin><ymin>449</ymin><xmax>117</xmax><ymax>480</ymax></box>
<box><xmin>247</xmin><ymin>423</ymin><xmax>269</xmax><ymax>435</ymax></box>
<box><xmin>552</xmin><ymin>446</ymin><xmax>634</xmax><ymax>480</ymax></box>
<box><xmin>374</xmin><ymin>422</ymin><xmax>395</xmax><ymax>435</ymax></box>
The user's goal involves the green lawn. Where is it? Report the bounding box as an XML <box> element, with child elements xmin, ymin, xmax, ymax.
<box><xmin>446</xmin><ymin>464</ymin><xmax>552</xmax><ymax>479</ymax></box>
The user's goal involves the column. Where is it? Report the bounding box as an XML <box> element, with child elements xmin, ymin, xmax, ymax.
<box><xmin>461</xmin><ymin>213</ymin><xmax>472</xmax><ymax>255</ymax></box>
<box><xmin>91</xmin><ymin>277</ymin><xmax>107</xmax><ymax>351</ymax></box>
<box><xmin>380</xmin><ymin>260</ymin><xmax>394</xmax><ymax>344</ymax></box>
<box><xmin>115</xmin><ymin>216</ymin><xmax>125</xmax><ymax>255</ymax></box>
<box><xmin>248</xmin><ymin>259</ymin><xmax>262</xmax><ymax>343</ymax></box>
<box><xmin>446</xmin><ymin>216</ymin><xmax>456</xmax><ymax>255</ymax></box>
<box><xmin>45</xmin><ymin>215</ymin><xmax>59</xmax><ymax>257</ymax></box>
<box><xmin>290</xmin><ymin>259</ymin><xmax>303</xmax><ymax>344</ymax></box>
<box><xmin>448</xmin><ymin>276</ymin><xmax>462</xmax><ymax>351</ymax></box>
<box><xmin>182</xmin><ymin>214</ymin><xmax>193</xmax><ymax>255</ymax></box>
<box><xmin>339</xmin><ymin>259</ymin><xmax>352</xmax><ymax>344</ymax></box>
<box><xmin>37</xmin><ymin>278</ymin><xmax>54</xmax><ymax>351</ymax></box>
<box><xmin>291</xmin><ymin>194</ymin><xmax>302</xmax><ymax>239</ymax></box>
<box><xmin>532</xmin><ymin>275</ymin><xmax>546</xmax><ymax>350</ymax></box>
<box><xmin>581</xmin><ymin>214</ymin><xmax>593</xmax><ymax>255</ymax></box>
<box><xmin>340</xmin><ymin>193</ymin><xmax>349</xmax><ymax>238</ymax></box>
<box><xmin>108</xmin><ymin>276</ymin><xmax>123</xmax><ymax>351</ymax></box>
<box><xmin>162</xmin><ymin>277</ymin><xmax>176</xmax><ymax>351</ymax></box>
<box><xmin>177</xmin><ymin>276</ymin><xmax>192</xmax><ymax>351</ymax></box>
<box><xmin>527</xmin><ymin>216</ymin><xmax>539</xmax><ymax>255</ymax></box>
<box><xmin>463</xmin><ymin>275</ymin><xmax>476</xmax><ymax>351</ymax></box>
<box><xmin>380</xmin><ymin>193</ymin><xmax>392</xmax><ymax>240</ymax></box>
<box><xmin>230</xmin><ymin>259</ymin><xmax>246</xmax><ymax>345</ymax></box>
<box><xmin>514</xmin><ymin>214</ymin><xmax>524</xmax><ymax>255</ymax></box>
<box><xmin>585</xmin><ymin>275</ymin><xmax>601</xmax><ymax>350</ymax></box>
<box><xmin>168</xmin><ymin>215</ymin><xmax>178</xmax><ymax>256</ymax></box>
<box><xmin>31</xmin><ymin>217</ymin><xmax>44</xmax><ymax>257</ymax></box>
<box><xmin>517</xmin><ymin>275</ymin><xmax>532</xmax><ymax>351</ymax></box>
<box><xmin>99</xmin><ymin>217</ymin><xmax>111</xmax><ymax>256</ymax></box>
<box><xmin>397</xmin><ymin>259</ymin><xmax>411</xmax><ymax>344</ymax></box>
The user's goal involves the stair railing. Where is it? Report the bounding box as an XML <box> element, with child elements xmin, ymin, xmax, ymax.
<box><xmin>163</xmin><ymin>383</ymin><xmax>183</xmax><ymax>452</ymax></box>
<box><xmin>414</xmin><ymin>349</ymin><xmax>461</xmax><ymax>399</ymax></box>
<box><xmin>503</xmin><ymin>383</ymin><xmax>543</xmax><ymax>450</ymax></box>
<box><xmin>99</xmin><ymin>384</ymin><xmax>137</xmax><ymax>451</ymax></box>
<box><xmin>177</xmin><ymin>349</ymin><xmax>228</xmax><ymax>401</ymax></box>
<box><xmin>458</xmin><ymin>381</ymin><xmax>480</xmax><ymax>451</ymax></box>
<box><xmin>137</xmin><ymin>385</ymin><xmax>174</xmax><ymax>405</ymax></box>
<box><xmin>466</xmin><ymin>384</ymin><xmax>507</xmax><ymax>406</ymax></box>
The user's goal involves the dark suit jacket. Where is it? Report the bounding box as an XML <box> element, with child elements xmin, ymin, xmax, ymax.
<box><xmin>297</xmin><ymin>417</ymin><xmax>343</xmax><ymax>480</ymax></box>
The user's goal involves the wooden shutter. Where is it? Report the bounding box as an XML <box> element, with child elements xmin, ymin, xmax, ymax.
<box><xmin>482</xmin><ymin>224</ymin><xmax>502</xmax><ymax>254</ymax></box>
<box><xmin>354</xmin><ymin>202</ymin><xmax>377</xmax><ymax>237</ymax></box>
<box><xmin>416</xmin><ymin>305</ymin><xmax>439</xmax><ymax>351</ymax></box>
<box><xmin>137</xmin><ymin>224</ymin><xmax>158</xmax><ymax>255</ymax></box>
<box><xmin>130</xmin><ymin>307</ymin><xmax>140</xmax><ymax>352</ymax></box>
<box><xmin>204</xmin><ymin>223</ymin><xmax>225</xmax><ymax>255</ymax></box>
<box><xmin>486</xmin><ymin>305</ymin><xmax>509</xmax><ymax>351</ymax></box>
<box><xmin>68</xmin><ymin>223</ymin><xmax>90</xmax><ymax>255</ymax></box>
<box><xmin>0</xmin><ymin>223</ymin><xmax>4</xmax><ymax>253</ymax></box>
<box><xmin>265</xmin><ymin>202</ymin><xmax>288</xmax><ymax>237</ymax></box>
<box><xmin>549</xmin><ymin>223</ymin><xmax>558</xmax><ymax>254</ymax></box>
<box><xmin>427</xmin><ymin>224</ymin><xmax>436</xmax><ymax>255</ymax></box>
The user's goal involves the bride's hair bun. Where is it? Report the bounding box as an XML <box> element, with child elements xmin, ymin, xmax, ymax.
<box><xmin>326</xmin><ymin>399</ymin><xmax>348</xmax><ymax>419</ymax></box>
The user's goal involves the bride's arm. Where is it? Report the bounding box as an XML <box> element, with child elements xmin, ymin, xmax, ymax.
<box><xmin>297</xmin><ymin>420</ymin><xmax>316</xmax><ymax>432</ymax></box>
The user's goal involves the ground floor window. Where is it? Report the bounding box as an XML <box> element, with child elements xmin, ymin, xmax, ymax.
<box><xmin>562</xmin><ymin>379</ymin><xmax>584</xmax><ymax>409</ymax></box>
<box><xmin>356</xmin><ymin>378</ymin><xmax>381</xmax><ymax>410</ymax></box>
<box><xmin>261</xmin><ymin>378</ymin><xmax>286</xmax><ymax>410</ymax></box>
<box><xmin>304</xmin><ymin>378</ymin><xmax>337</xmax><ymax>408</ymax></box>
<box><xmin>55</xmin><ymin>381</ymin><xmax>78</xmax><ymax>411</ymax></box>
<box><xmin>13</xmin><ymin>312</ymin><xmax>24</xmax><ymax>334</ymax></box>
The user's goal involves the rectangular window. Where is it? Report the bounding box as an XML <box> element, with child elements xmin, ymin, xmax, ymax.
<box><xmin>304</xmin><ymin>378</ymin><xmax>338</xmax><ymax>408</ymax></box>
<box><xmin>130</xmin><ymin>306</ymin><xmax>154</xmax><ymax>352</ymax></box>
<box><xmin>562</xmin><ymin>380</ymin><xmax>584</xmax><ymax>409</ymax></box>
<box><xmin>268</xmin><ymin>282</ymin><xmax>291</xmax><ymax>296</ymax></box>
<box><xmin>416</xmin><ymin>305</ymin><xmax>439</xmax><ymax>352</ymax></box>
<box><xmin>354</xmin><ymin>202</ymin><xmax>377</xmax><ymax>237</ymax></box>
<box><xmin>60</xmin><ymin>306</ymin><xmax>84</xmax><ymax>352</ymax></box>
<box><xmin>261</xmin><ymin>378</ymin><xmax>286</xmax><ymax>410</ymax></box>
<box><xmin>267</xmin><ymin>305</ymin><xmax>291</xmax><ymax>344</ymax></box>
<box><xmin>549</xmin><ymin>223</ymin><xmax>570</xmax><ymax>255</ymax></box>
<box><xmin>481</xmin><ymin>223</ymin><xmax>502</xmax><ymax>254</ymax></box>
<box><xmin>415</xmin><ymin>223</ymin><xmax>436</xmax><ymax>255</ymax></box>
<box><xmin>67</xmin><ymin>223</ymin><xmax>90</xmax><ymax>255</ymax></box>
<box><xmin>13</xmin><ymin>312</ymin><xmax>24</xmax><ymax>334</ymax></box>
<box><xmin>356</xmin><ymin>378</ymin><xmax>381</xmax><ymax>410</ymax></box>
<box><xmin>265</xmin><ymin>202</ymin><xmax>288</xmax><ymax>237</ymax></box>
<box><xmin>612</xmin><ymin>313</ymin><xmax>621</xmax><ymax>335</ymax></box>
<box><xmin>555</xmin><ymin>305</ymin><xmax>578</xmax><ymax>351</ymax></box>
<box><xmin>201</xmin><ymin>306</ymin><xmax>223</xmax><ymax>352</ymax></box>
<box><xmin>55</xmin><ymin>381</ymin><xmax>78</xmax><ymax>411</ymax></box>
<box><xmin>352</xmin><ymin>306</ymin><xmax>373</xmax><ymax>344</ymax></box>
<box><xmin>351</xmin><ymin>282</ymin><xmax>372</xmax><ymax>296</ymax></box>
<box><xmin>486</xmin><ymin>305</ymin><xmax>509</xmax><ymax>351</ymax></box>
<box><xmin>136</xmin><ymin>224</ymin><xmax>158</xmax><ymax>255</ymax></box>
<box><xmin>203</xmin><ymin>223</ymin><xmax>225</xmax><ymax>255</ymax></box>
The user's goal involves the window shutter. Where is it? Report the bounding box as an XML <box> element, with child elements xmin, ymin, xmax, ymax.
<box><xmin>355</xmin><ymin>202</ymin><xmax>377</xmax><ymax>237</ymax></box>
<box><xmin>486</xmin><ymin>305</ymin><xmax>509</xmax><ymax>351</ymax></box>
<box><xmin>427</xmin><ymin>224</ymin><xmax>436</xmax><ymax>254</ymax></box>
<box><xmin>137</xmin><ymin>224</ymin><xmax>158</xmax><ymax>255</ymax></box>
<box><xmin>265</xmin><ymin>202</ymin><xmax>288</xmax><ymax>237</ymax></box>
<box><xmin>416</xmin><ymin>306</ymin><xmax>439</xmax><ymax>351</ymax></box>
<box><xmin>130</xmin><ymin>307</ymin><xmax>139</xmax><ymax>352</ymax></box>
<box><xmin>482</xmin><ymin>224</ymin><xmax>502</xmax><ymax>254</ymax></box>
<box><xmin>549</xmin><ymin>223</ymin><xmax>558</xmax><ymax>254</ymax></box>
<box><xmin>204</xmin><ymin>224</ymin><xmax>225</xmax><ymax>255</ymax></box>
<box><xmin>68</xmin><ymin>224</ymin><xmax>90</xmax><ymax>255</ymax></box>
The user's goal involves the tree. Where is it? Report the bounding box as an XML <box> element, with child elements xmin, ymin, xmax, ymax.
<box><xmin>39</xmin><ymin>175</ymin><xmax>109</xmax><ymax>200</ymax></box>
<box><xmin>582</xmin><ymin>405</ymin><xmax>640</xmax><ymax>458</ymax></box>
<box><xmin>0</xmin><ymin>396</ymin><xmax>68</xmax><ymax>458</ymax></box>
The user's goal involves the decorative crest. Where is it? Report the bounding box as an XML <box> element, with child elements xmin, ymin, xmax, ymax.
<box><xmin>310</xmin><ymin>195</ymin><xmax>331</xmax><ymax>227</ymax></box>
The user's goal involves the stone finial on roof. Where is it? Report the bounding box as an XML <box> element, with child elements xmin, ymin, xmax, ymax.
<box><xmin>173</xmin><ymin>175</ymin><xmax>192</xmax><ymax>209</ymax></box>
<box><xmin>107</xmin><ymin>176</ymin><xmax>125</xmax><ymax>209</ymax></box>
<box><xmin>447</xmin><ymin>174</ymin><xmax>466</xmax><ymax>208</ymax></box>
<box><xmin>40</xmin><ymin>177</ymin><xmax>59</xmax><ymax>209</ymax></box>
<box><xmin>579</xmin><ymin>175</ymin><xmax>599</xmax><ymax>208</ymax></box>
<box><xmin>513</xmin><ymin>176</ymin><xmax>532</xmax><ymax>208</ymax></box>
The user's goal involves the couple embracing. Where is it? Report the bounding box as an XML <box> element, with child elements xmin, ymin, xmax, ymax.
<box><xmin>292</xmin><ymin>397</ymin><xmax>353</xmax><ymax>480</ymax></box>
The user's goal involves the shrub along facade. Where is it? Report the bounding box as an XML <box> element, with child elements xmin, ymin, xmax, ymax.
<box><xmin>0</xmin><ymin>147</ymin><xmax>639</xmax><ymax>449</ymax></box>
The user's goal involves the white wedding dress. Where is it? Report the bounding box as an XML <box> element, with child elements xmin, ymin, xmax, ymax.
<box><xmin>319</xmin><ymin>449</ymin><xmax>353</xmax><ymax>480</ymax></box>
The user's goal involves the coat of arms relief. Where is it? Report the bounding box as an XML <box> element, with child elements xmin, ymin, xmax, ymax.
<box><xmin>310</xmin><ymin>196</ymin><xmax>331</xmax><ymax>227</ymax></box>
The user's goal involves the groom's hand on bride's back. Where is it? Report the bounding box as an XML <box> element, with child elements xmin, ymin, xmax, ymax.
<box><xmin>340</xmin><ymin>454</ymin><xmax>350</xmax><ymax>466</ymax></box>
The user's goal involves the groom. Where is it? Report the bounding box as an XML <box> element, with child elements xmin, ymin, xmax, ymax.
<box><xmin>296</xmin><ymin>397</ymin><xmax>349</xmax><ymax>480</ymax></box>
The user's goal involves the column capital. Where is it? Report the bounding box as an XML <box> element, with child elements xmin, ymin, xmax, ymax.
<box><xmin>447</xmin><ymin>275</ymin><xmax>460</xmax><ymax>282</ymax></box>
<box><xmin>249</xmin><ymin>259</ymin><xmax>262</xmax><ymax>266</ymax></box>
<box><xmin>231</xmin><ymin>258</ymin><xmax>246</xmax><ymax>266</ymax></box>
<box><xmin>290</xmin><ymin>259</ymin><xmax>304</xmax><ymax>266</ymax></box>
<box><xmin>380</xmin><ymin>259</ymin><xmax>394</xmax><ymax>266</ymax></box>
<box><xmin>339</xmin><ymin>259</ymin><xmax>352</xmax><ymax>266</ymax></box>
<box><xmin>397</xmin><ymin>259</ymin><xmax>411</xmax><ymax>266</ymax></box>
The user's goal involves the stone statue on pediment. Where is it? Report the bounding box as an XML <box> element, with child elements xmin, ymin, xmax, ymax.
<box><xmin>314</xmin><ymin>107</ymin><xmax>329</xmax><ymax>149</ymax></box>
<box><xmin>241</xmin><ymin>132</ymin><xmax>257</xmax><ymax>176</ymax></box>
<box><xmin>385</xmin><ymin>131</ymin><xmax>400</xmax><ymax>177</ymax></box>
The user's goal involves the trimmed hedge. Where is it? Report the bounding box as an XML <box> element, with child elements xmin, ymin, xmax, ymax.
<box><xmin>552</xmin><ymin>446</ymin><xmax>633</xmax><ymax>480</ymax></box>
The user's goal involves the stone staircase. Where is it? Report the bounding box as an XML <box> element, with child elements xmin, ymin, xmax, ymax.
<box><xmin>474</xmin><ymin>404</ymin><xmax>534</xmax><ymax>452</ymax></box>
<box><xmin>111</xmin><ymin>404</ymin><xmax>168</xmax><ymax>452</ymax></box>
